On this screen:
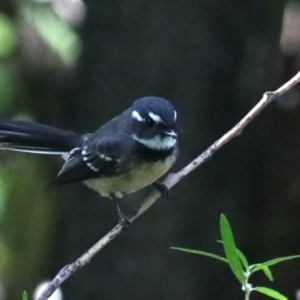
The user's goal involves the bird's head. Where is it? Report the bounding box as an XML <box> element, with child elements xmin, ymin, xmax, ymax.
<box><xmin>130</xmin><ymin>96</ymin><xmax>178</xmax><ymax>151</ymax></box>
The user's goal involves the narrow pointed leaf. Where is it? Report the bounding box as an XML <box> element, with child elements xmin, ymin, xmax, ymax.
<box><xmin>261</xmin><ymin>266</ymin><xmax>273</xmax><ymax>281</ymax></box>
<box><xmin>252</xmin><ymin>255</ymin><xmax>300</xmax><ymax>273</ymax></box>
<box><xmin>220</xmin><ymin>214</ymin><xmax>244</xmax><ymax>284</ymax></box>
<box><xmin>254</xmin><ymin>287</ymin><xmax>288</xmax><ymax>300</ymax></box>
<box><xmin>22</xmin><ymin>291</ymin><xmax>28</xmax><ymax>300</ymax></box>
<box><xmin>171</xmin><ymin>247</ymin><xmax>227</xmax><ymax>263</ymax></box>
<box><xmin>236</xmin><ymin>248</ymin><xmax>249</xmax><ymax>270</ymax></box>
<box><xmin>217</xmin><ymin>240</ymin><xmax>248</xmax><ymax>269</ymax></box>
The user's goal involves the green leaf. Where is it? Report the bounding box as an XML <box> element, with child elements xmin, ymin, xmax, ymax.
<box><xmin>220</xmin><ymin>214</ymin><xmax>245</xmax><ymax>284</ymax></box>
<box><xmin>254</xmin><ymin>287</ymin><xmax>288</xmax><ymax>300</ymax></box>
<box><xmin>171</xmin><ymin>247</ymin><xmax>227</xmax><ymax>263</ymax></box>
<box><xmin>236</xmin><ymin>248</ymin><xmax>249</xmax><ymax>270</ymax></box>
<box><xmin>217</xmin><ymin>240</ymin><xmax>248</xmax><ymax>269</ymax></box>
<box><xmin>261</xmin><ymin>266</ymin><xmax>273</xmax><ymax>281</ymax></box>
<box><xmin>22</xmin><ymin>291</ymin><xmax>28</xmax><ymax>300</ymax></box>
<box><xmin>252</xmin><ymin>255</ymin><xmax>300</xmax><ymax>273</ymax></box>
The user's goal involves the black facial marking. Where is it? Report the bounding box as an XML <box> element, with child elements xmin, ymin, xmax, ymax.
<box><xmin>146</xmin><ymin>117</ymin><xmax>155</xmax><ymax>128</ymax></box>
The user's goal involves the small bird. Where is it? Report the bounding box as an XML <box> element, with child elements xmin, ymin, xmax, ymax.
<box><xmin>0</xmin><ymin>97</ymin><xmax>178</xmax><ymax>228</ymax></box>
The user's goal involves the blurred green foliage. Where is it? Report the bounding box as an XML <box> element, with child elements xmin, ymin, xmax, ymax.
<box><xmin>0</xmin><ymin>13</ymin><xmax>16</xmax><ymax>57</ymax></box>
<box><xmin>0</xmin><ymin>0</ymin><xmax>82</xmax><ymax>298</ymax></box>
<box><xmin>0</xmin><ymin>63</ymin><xmax>17</xmax><ymax>114</ymax></box>
<box><xmin>22</xmin><ymin>291</ymin><xmax>28</xmax><ymax>300</ymax></box>
<box><xmin>21</xmin><ymin>4</ymin><xmax>82</xmax><ymax>65</ymax></box>
<box><xmin>0</xmin><ymin>12</ymin><xmax>18</xmax><ymax>114</ymax></box>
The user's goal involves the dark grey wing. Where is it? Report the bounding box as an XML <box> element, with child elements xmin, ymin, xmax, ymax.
<box><xmin>51</xmin><ymin>135</ymin><xmax>128</xmax><ymax>186</ymax></box>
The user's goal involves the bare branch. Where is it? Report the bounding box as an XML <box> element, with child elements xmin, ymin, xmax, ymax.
<box><xmin>38</xmin><ymin>71</ymin><xmax>300</xmax><ymax>300</ymax></box>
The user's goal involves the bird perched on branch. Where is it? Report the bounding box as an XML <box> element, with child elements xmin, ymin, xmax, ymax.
<box><xmin>0</xmin><ymin>97</ymin><xmax>178</xmax><ymax>228</ymax></box>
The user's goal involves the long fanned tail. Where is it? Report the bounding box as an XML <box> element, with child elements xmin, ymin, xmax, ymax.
<box><xmin>0</xmin><ymin>120</ymin><xmax>79</xmax><ymax>154</ymax></box>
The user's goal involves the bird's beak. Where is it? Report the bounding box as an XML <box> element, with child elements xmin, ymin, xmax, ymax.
<box><xmin>164</xmin><ymin>130</ymin><xmax>177</xmax><ymax>139</ymax></box>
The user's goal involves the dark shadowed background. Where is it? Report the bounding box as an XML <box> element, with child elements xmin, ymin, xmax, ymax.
<box><xmin>1</xmin><ymin>0</ymin><xmax>300</xmax><ymax>299</ymax></box>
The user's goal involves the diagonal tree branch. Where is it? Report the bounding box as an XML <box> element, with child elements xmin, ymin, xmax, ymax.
<box><xmin>38</xmin><ymin>71</ymin><xmax>300</xmax><ymax>300</ymax></box>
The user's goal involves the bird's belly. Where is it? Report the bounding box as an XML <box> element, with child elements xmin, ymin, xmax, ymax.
<box><xmin>84</xmin><ymin>156</ymin><xmax>175</xmax><ymax>198</ymax></box>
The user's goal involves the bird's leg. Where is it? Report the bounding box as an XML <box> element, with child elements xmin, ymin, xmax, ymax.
<box><xmin>111</xmin><ymin>195</ymin><xmax>131</xmax><ymax>230</ymax></box>
<box><xmin>152</xmin><ymin>181</ymin><xmax>170</xmax><ymax>197</ymax></box>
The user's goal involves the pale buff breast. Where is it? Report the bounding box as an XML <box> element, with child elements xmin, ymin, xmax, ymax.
<box><xmin>84</xmin><ymin>153</ymin><xmax>176</xmax><ymax>198</ymax></box>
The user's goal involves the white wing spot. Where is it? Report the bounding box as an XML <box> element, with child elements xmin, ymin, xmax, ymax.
<box><xmin>82</xmin><ymin>149</ymin><xmax>87</xmax><ymax>155</ymax></box>
<box><xmin>174</xmin><ymin>110</ymin><xmax>177</xmax><ymax>121</ymax></box>
<box><xmin>86</xmin><ymin>162</ymin><xmax>99</xmax><ymax>172</ymax></box>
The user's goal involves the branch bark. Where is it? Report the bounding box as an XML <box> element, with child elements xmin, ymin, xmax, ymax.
<box><xmin>38</xmin><ymin>71</ymin><xmax>300</xmax><ymax>300</ymax></box>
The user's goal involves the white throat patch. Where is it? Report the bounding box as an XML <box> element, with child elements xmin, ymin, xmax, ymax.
<box><xmin>133</xmin><ymin>134</ymin><xmax>176</xmax><ymax>150</ymax></box>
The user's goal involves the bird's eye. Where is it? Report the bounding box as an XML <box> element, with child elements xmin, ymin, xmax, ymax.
<box><xmin>146</xmin><ymin>117</ymin><xmax>155</xmax><ymax>127</ymax></box>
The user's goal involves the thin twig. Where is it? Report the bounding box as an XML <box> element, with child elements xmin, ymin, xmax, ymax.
<box><xmin>38</xmin><ymin>71</ymin><xmax>300</xmax><ymax>300</ymax></box>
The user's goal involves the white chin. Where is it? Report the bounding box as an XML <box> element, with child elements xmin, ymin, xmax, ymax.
<box><xmin>133</xmin><ymin>135</ymin><xmax>176</xmax><ymax>150</ymax></box>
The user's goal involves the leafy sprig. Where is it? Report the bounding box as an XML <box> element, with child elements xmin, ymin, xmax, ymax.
<box><xmin>171</xmin><ymin>214</ymin><xmax>300</xmax><ymax>300</ymax></box>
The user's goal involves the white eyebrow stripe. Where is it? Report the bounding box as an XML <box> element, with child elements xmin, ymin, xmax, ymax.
<box><xmin>131</xmin><ymin>110</ymin><xmax>144</xmax><ymax>122</ymax></box>
<box><xmin>174</xmin><ymin>110</ymin><xmax>177</xmax><ymax>121</ymax></box>
<box><xmin>148</xmin><ymin>112</ymin><xmax>162</xmax><ymax>123</ymax></box>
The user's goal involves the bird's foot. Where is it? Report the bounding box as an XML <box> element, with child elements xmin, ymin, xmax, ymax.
<box><xmin>112</xmin><ymin>194</ymin><xmax>131</xmax><ymax>231</ymax></box>
<box><xmin>152</xmin><ymin>181</ymin><xmax>170</xmax><ymax>197</ymax></box>
<box><xmin>119</xmin><ymin>214</ymin><xmax>131</xmax><ymax>231</ymax></box>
